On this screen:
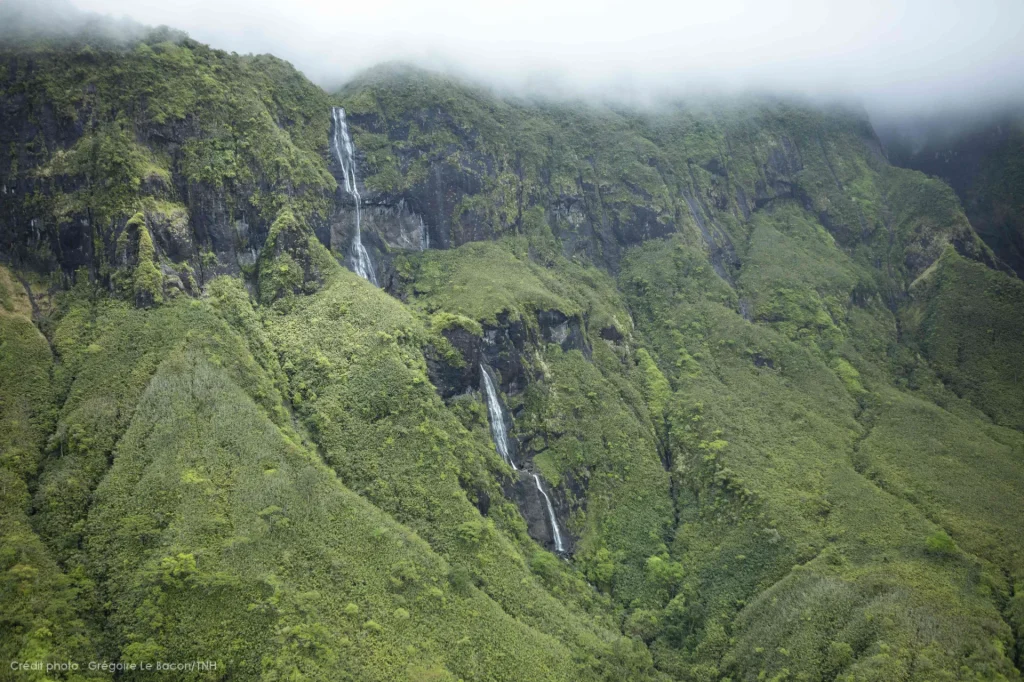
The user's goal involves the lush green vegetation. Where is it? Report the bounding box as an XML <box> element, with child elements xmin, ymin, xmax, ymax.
<box><xmin>616</xmin><ymin>234</ymin><xmax>1022</xmax><ymax>680</ymax></box>
<box><xmin>0</xmin><ymin>24</ymin><xmax>335</xmax><ymax>282</ymax></box>
<box><xmin>1</xmin><ymin>267</ymin><xmax>107</xmax><ymax>679</ymax></box>
<box><xmin>1</xmin><ymin>23</ymin><xmax>1023</xmax><ymax>682</ymax></box>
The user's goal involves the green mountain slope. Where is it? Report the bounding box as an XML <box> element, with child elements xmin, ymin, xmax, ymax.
<box><xmin>0</xmin><ymin>21</ymin><xmax>1022</xmax><ymax>682</ymax></box>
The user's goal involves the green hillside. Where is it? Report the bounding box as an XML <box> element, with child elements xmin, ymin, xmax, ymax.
<box><xmin>1</xmin><ymin>21</ymin><xmax>1022</xmax><ymax>682</ymax></box>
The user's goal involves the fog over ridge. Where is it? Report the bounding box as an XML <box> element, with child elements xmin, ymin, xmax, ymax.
<box><xmin>6</xmin><ymin>0</ymin><xmax>1024</xmax><ymax>121</ymax></box>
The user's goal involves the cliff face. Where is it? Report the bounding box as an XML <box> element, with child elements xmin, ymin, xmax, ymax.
<box><xmin>2</xmin><ymin>47</ymin><xmax>997</xmax><ymax>300</ymax></box>
<box><xmin>0</xmin><ymin>33</ymin><xmax>337</xmax><ymax>290</ymax></box>
<box><xmin>2</xmin><ymin>28</ymin><xmax>1023</xmax><ymax>682</ymax></box>
<box><xmin>337</xmin><ymin>66</ymin><xmax>998</xmax><ymax>285</ymax></box>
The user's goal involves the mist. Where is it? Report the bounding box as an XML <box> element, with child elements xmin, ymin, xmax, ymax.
<box><xmin>6</xmin><ymin>0</ymin><xmax>1024</xmax><ymax>120</ymax></box>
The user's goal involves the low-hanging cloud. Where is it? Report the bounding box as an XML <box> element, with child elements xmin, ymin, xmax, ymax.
<box><xmin>19</xmin><ymin>0</ymin><xmax>1024</xmax><ymax>118</ymax></box>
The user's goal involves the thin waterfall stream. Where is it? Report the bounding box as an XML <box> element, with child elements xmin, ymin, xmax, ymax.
<box><xmin>330</xmin><ymin>106</ymin><xmax>377</xmax><ymax>286</ymax></box>
<box><xmin>533</xmin><ymin>474</ymin><xmax>565</xmax><ymax>553</ymax></box>
<box><xmin>480</xmin><ymin>363</ymin><xmax>567</xmax><ymax>553</ymax></box>
<box><xmin>480</xmin><ymin>364</ymin><xmax>516</xmax><ymax>469</ymax></box>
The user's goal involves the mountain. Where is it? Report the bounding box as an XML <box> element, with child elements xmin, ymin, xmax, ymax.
<box><xmin>879</xmin><ymin>112</ymin><xmax>1024</xmax><ymax>278</ymax></box>
<box><xmin>1</xmin><ymin>20</ymin><xmax>1022</xmax><ymax>682</ymax></box>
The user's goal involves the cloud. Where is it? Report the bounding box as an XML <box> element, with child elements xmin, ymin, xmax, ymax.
<box><xmin>22</xmin><ymin>0</ymin><xmax>1024</xmax><ymax>117</ymax></box>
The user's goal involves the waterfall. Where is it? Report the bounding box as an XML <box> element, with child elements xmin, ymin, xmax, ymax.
<box><xmin>533</xmin><ymin>474</ymin><xmax>565</xmax><ymax>553</ymax></box>
<box><xmin>330</xmin><ymin>106</ymin><xmax>378</xmax><ymax>286</ymax></box>
<box><xmin>480</xmin><ymin>365</ymin><xmax>516</xmax><ymax>469</ymax></box>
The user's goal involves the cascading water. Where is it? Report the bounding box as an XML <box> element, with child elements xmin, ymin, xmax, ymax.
<box><xmin>480</xmin><ymin>364</ymin><xmax>516</xmax><ymax>469</ymax></box>
<box><xmin>330</xmin><ymin>106</ymin><xmax>377</xmax><ymax>286</ymax></box>
<box><xmin>480</xmin><ymin>364</ymin><xmax>568</xmax><ymax>553</ymax></box>
<box><xmin>533</xmin><ymin>474</ymin><xmax>565</xmax><ymax>553</ymax></box>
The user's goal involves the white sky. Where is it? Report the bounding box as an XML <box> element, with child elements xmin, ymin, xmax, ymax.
<box><xmin>66</xmin><ymin>0</ymin><xmax>1024</xmax><ymax>116</ymax></box>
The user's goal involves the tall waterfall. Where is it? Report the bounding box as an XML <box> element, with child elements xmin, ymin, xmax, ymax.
<box><xmin>533</xmin><ymin>474</ymin><xmax>565</xmax><ymax>553</ymax></box>
<box><xmin>480</xmin><ymin>365</ymin><xmax>516</xmax><ymax>469</ymax></box>
<box><xmin>330</xmin><ymin>106</ymin><xmax>377</xmax><ymax>286</ymax></box>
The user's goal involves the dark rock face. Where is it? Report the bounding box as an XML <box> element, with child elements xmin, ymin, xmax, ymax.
<box><xmin>346</xmin><ymin>111</ymin><xmax>491</xmax><ymax>253</ymax></box>
<box><xmin>748</xmin><ymin>137</ymin><xmax>804</xmax><ymax>214</ymax></box>
<box><xmin>735</xmin><ymin>185</ymin><xmax>752</xmax><ymax>220</ymax></box>
<box><xmin>361</xmin><ymin>200</ymin><xmax>431</xmax><ymax>252</ymax></box>
<box><xmin>472</xmin><ymin>487</ymin><xmax>491</xmax><ymax>517</ymax></box>
<box><xmin>424</xmin><ymin>327</ymin><xmax>483</xmax><ymax>400</ymax></box>
<box><xmin>425</xmin><ymin>307</ymin><xmax>591</xmax><ymax>402</ymax></box>
<box><xmin>147</xmin><ymin>204</ymin><xmax>195</xmax><ymax>265</ymax></box>
<box><xmin>420</xmin><ymin>163</ymin><xmax>489</xmax><ymax>249</ymax></box>
<box><xmin>0</xmin><ymin>106</ymin><xmax>328</xmax><ymax>288</ymax></box>
<box><xmin>683</xmin><ymin>190</ymin><xmax>739</xmax><ymax>283</ymax></box>
<box><xmin>420</xmin><ymin>305</ymin><xmax>591</xmax><ymax>554</ymax></box>
<box><xmin>342</xmin><ymin>104</ymin><xmax>680</xmax><ymax>271</ymax></box>
<box><xmin>422</xmin><ymin>315</ymin><xmax>529</xmax><ymax>404</ymax></box>
<box><xmin>182</xmin><ymin>184</ymin><xmax>261</xmax><ymax>280</ymax></box>
<box><xmin>0</xmin><ymin>85</ymin><xmax>84</xmax><ymax>275</ymax></box>
<box><xmin>537</xmin><ymin>309</ymin><xmax>589</xmax><ymax>356</ymax></box>
<box><xmin>504</xmin><ymin>471</ymin><xmax>573</xmax><ymax>553</ymax></box>
<box><xmin>599</xmin><ymin>324</ymin><xmax>624</xmax><ymax>342</ymax></box>
<box><xmin>0</xmin><ymin>46</ymin><xmax>340</xmax><ymax>294</ymax></box>
<box><xmin>480</xmin><ymin>314</ymin><xmax>531</xmax><ymax>396</ymax></box>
